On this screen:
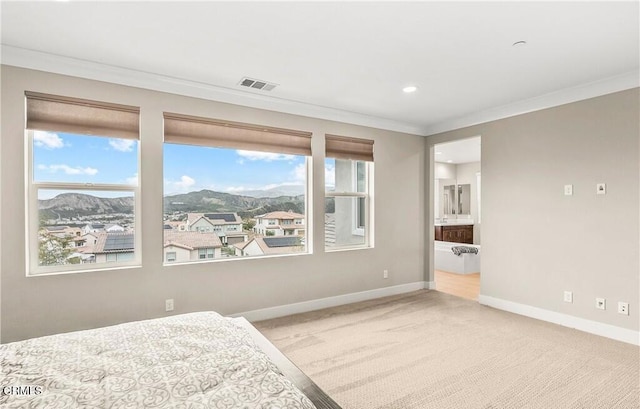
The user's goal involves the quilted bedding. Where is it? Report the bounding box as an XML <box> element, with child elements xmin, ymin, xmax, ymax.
<box><xmin>0</xmin><ymin>312</ymin><xmax>317</xmax><ymax>408</ymax></box>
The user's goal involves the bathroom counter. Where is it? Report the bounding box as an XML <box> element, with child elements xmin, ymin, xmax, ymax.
<box><xmin>435</xmin><ymin>223</ymin><xmax>473</xmax><ymax>244</ymax></box>
<box><xmin>434</xmin><ymin>220</ymin><xmax>474</xmax><ymax>227</ymax></box>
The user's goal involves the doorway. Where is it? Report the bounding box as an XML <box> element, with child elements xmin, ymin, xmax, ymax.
<box><xmin>431</xmin><ymin>136</ymin><xmax>481</xmax><ymax>300</ymax></box>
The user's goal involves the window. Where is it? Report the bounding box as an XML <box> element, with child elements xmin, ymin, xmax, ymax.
<box><xmin>26</xmin><ymin>92</ymin><xmax>140</xmax><ymax>274</ymax></box>
<box><xmin>325</xmin><ymin>134</ymin><xmax>373</xmax><ymax>250</ymax></box>
<box><xmin>198</xmin><ymin>248</ymin><xmax>214</xmax><ymax>259</ymax></box>
<box><xmin>163</xmin><ymin>112</ymin><xmax>311</xmax><ymax>262</ymax></box>
<box><xmin>166</xmin><ymin>252</ymin><xmax>176</xmax><ymax>262</ymax></box>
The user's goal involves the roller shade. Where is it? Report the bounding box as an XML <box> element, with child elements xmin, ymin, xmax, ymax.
<box><xmin>26</xmin><ymin>91</ymin><xmax>140</xmax><ymax>140</ymax></box>
<box><xmin>164</xmin><ymin>112</ymin><xmax>312</xmax><ymax>156</ymax></box>
<box><xmin>325</xmin><ymin>134</ymin><xmax>374</xmax><ymax>162</ymax></box>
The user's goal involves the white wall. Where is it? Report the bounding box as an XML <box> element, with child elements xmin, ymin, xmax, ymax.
<box><xmin>434</xmin><ymin>162</ymin><xmax>456</xmax><ymax>179</ymax></box>
<box><xmin>428</xmin><ymin>89</ymin><xmax>639</xmax><ymax>333</ymax></box>
<box><xmin>0</xmin><ymin>66</ymin><xmax>426</xmax><ymax>342</ymax></box>
<box><xmin>456</xmin><ymin>162</ymin><xmax>481</xmax><ymax>244</ymax></box>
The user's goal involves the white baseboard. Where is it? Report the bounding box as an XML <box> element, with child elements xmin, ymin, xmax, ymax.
<box><xmin>479</xmin><ymin>295</ymin><xmax>640</xmax><ymax>346</ymax></box>
<box><xmin>231</xmin><ymin>281</ymin><xmax>430</xmax><ymax>322</ymax></box>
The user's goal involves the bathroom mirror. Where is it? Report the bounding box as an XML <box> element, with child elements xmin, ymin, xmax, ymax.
<box><xmin>443</xmin><ymin>182</ymin><xmax>456</xmax><ymax>216</ymax></box>
<box><xmin>457</xmin><ymin>184</ymin><xmax>471</xmax><ymax>215</ymax></box>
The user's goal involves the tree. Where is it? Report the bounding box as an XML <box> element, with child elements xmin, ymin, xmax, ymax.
<box><xmin>242</xmin><ymin>219</ymin><xmax>256</xmax><ymax>231</ymax></box>
<box><xmin>265</xmin><ymin>230</ymin><xmax>275</xmax><ymax>236</ymax></box>
<box><xmin>38</xmin><ymin>232</ymin><xmax>73</xmax><ymax>266</ymax></box>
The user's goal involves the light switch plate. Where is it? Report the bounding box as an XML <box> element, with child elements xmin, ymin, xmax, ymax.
<box><xmin>564</xmin><ymin>185</ymin><xmax>573</xmax><ymax>196</ymax></box>
<box><xmin>596</xmin><ymin>183</ymin><xmax>606</xmax><ymax>195</ymax></box>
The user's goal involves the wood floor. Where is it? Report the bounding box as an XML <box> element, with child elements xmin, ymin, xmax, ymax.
<box><xmin>435</xmin><ymin>270</ymin><xmax>480</xmax><ymax>300</ymax></box>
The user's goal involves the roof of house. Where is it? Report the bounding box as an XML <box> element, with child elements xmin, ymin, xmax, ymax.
<box><xmin>94</xmin><ymin>232</ymin><xmax>134</xmax><ymax>254</ymax></box>
<box><xmin>187</xmin><ymin>212</ymin><xmax>241</xmax><ymax>226</ymax></box>
<box><xmin>263</xmin><ymin>236</ymin><xmax>301</xmax><ymax>248</ymax></box>
<box><xmin>233</xmin><ymin>240</ymin><xmax>252</xmax><ymax>251</ymax></box>
<box><xmin>45</xmin><ymin>226</ymin><xmax>69</xmax><ymax>232</ymax></box>
<box><xmin>164</xmin><ymin>230</ymin><xmax>223</xmax><ymax>250</ymax></box>
<box><xmin>256</xmin><ymin>210</ymin><xmax>304</xmax><ymax>220</ymax></box>
<box><xmin>241</xmin><ymin>236</ymin><xmax>304</xmax><ymax>255</ymax></box>
<box><xmin>86</xmin><ymin>223</ymin><xmax>105</xmax><ymax>229</ymax></box>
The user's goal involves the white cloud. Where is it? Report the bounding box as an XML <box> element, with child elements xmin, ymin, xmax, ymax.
<box><xmin>292</xmin><ymin>163</ymin><xmax>306</xmax><ymax>182</ymax></box>
<box><xmin>165</xmin><ymin>175</ymin><xmax>196</xmax><ymax>192</ymax></box>
<box><xmin>37</xmin><ymin>164</ymin><xmax>98</xmax><ymax>176</ymax></box>
<box><xmin>33</xmin><ymin>131</ymin><xmax>65</xmax><ymax>149</ymax></box>
<box><xmin>109</xmin><ymin>139</ymin><xmax>136</xmax><ymax>152</ymax></box>
<box><xmin>125</xmin><ymin>173</ymin><xmax>139</xmax><ymax>185</ymax></box>
<box><xmin>236</xmin><ymin>150</ymin><xmax>295</xmax><ymax>162</ymax></box>
<box><xmin>225</xmin><ymin>186</ymin><xmax>247</xmax><ymax>193</ymax></box>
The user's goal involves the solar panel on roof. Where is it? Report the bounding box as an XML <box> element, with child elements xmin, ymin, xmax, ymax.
<box><xmin>263</xmin><ymin>237</ymin><xmax>301</xmax><ymax>248</ymax></box>
<box><xmin>163</xmin><ymin>224</ymin><xmax>173</xmax><ymax>229</ymax></box>
<box><xmin>204</xmin><ymin>213</ymin><xmax>237</xmax><ymax>222</ymax></box>
<box><xmin>103</xmin><ymin>234</ymin><xmax>134</xmax><ymax>251</ymax></box>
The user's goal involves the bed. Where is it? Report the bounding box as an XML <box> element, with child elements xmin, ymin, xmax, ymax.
<box><xmin>0</xmin><ymin>312</ymin><xmax>341</xmax><ymax>409</ymax></box>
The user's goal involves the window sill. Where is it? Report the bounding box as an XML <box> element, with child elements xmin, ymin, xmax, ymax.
<box><xmin>28</xmin><ymin>263</ymin><xmax>142</xmax><ymax>278</ymax></box>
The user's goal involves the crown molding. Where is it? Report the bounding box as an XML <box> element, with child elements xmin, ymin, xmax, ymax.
<box><xmin>0</xmin><ymin>45</ymin><xmax>425</xmax><ymax>136</ymax></box>
<box><xmin>2</xmin><ymin>45</ymin><xmax>637</xmax><ymax>138</ymax></box>
<box><xmin>422</xmin><ymin>70</ymin><xmax>640</xmax><ymax>136</ymax></box>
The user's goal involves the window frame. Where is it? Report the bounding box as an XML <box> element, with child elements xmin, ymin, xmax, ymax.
<box><xmin>198</xmin><ymin>247</ymin><xmax>215</xmax><ymax>259</ymax></box>
<box><xmin>26</xmin><ymin>130</ymin><xmax>141</xmax><ymax>276</ymax></box>
<box><xmin>162</xmin><ymin>141</ymin><xmax>311</xmax><ymax>264</ymax></box>
<box><xmin>325</xmin><ymin>159</ymin><xmax>373</xmax><ymax>251</ymax></box>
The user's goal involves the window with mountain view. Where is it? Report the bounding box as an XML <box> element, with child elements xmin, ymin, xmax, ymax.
<box><xmin>325</xmin><ymin>134</ymin><xmax>374</xmax><ymax>250</ymax></box>
<box><xmin>26</xmin><ymin>92</ymin><xmax>140</xmax><ymax>274</ymax></box>
<box><xmin>162</xmin><ymin>113</ymin><xmax>311</xmax><ymax>263</ymax></box>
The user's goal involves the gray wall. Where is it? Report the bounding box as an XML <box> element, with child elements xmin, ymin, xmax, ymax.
<box><xmin>0</xmin><ymin>66</ymin><xmax>426</xmax><ymax>342</ymax></box>
<box><xmin>428</xmin><ymin>89</ymin><xmax>639</xmax><ymax>331</ymax></box>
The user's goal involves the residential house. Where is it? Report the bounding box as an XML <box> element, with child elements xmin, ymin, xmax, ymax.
<box><xmin>104</xmin><ymin>224</ymin><xmax>125</xmax><ymax>233</ymax></box>
<box><xmin>82</xmin><ymin>223</ymin><xmax>105</xmax><ymax>234</ymax></box>
<box><xmin>92</xmin><ymin>232</ymin><xmax>135</xmax><ymax>263</ymax></box>
<box><xmin>164</xmin><ymin>230</ymin><xmax>223</xmax><ymax>263</ymax></box>
<box><xmin>183</xmin><ymin>213</ymin><xmax>247</xmax><ymax>245</ymax></box>
<box><xmin>81</xmin><ymin>232</ymin><xmax>100</xmax><ymax>247</ymax></box>
<box><xmin>253</xmin><ymin>211</ymin><xmax>305</xmax><ymax>237</ymax></box>
<box><xmin>234</xmin><ymin>236</ymin><xmax>304</xmax><ymax>257</ymax></box>
<box><xmin>44</xmin><ymin>226</ymin><xmax>82</xmax><ymax>240</ymax></box>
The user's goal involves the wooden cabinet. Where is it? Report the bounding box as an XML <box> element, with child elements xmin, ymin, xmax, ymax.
<box><xmin>435</xmin><ymin>224</ymin><xmax>473</xmax><ymax>244</ymax></box>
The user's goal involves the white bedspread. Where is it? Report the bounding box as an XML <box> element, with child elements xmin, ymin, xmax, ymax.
<box><xmin>0</xmin><ymin>312</ymin><xmax>316</xmax><ymax>408</ymax></box>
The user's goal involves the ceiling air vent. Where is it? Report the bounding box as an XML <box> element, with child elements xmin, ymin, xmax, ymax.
<box><xmin>238</xmin><ymin>77</ymin><xmax>278</xmax><ymax>91</ymax></box>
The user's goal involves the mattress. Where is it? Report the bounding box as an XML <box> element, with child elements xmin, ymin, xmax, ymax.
<box><xmin>0</xmin><ymin>311</ymin><xmax>317</xmax><ymax>408</ymax></box>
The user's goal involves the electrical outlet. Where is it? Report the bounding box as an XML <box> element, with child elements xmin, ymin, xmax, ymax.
<box><xmin>595</xmin><ymin>298</ymin><xmax>606</xmax><ymax>310</ymax></box>
<box><xmin>165</xmin><ymin>299</ymin><xmax>174</xmax><ymax>312</ymax></box>
<box><xmin>563</xmin><ymin>291</ymin><xmax>573</xmax><ymax>303</ymax></box>
<box><xmin>618</xmin><ymin>302</ymin><xmax>629</xmax><ymax>315</ymax></box>
<box><xmin>564</xmin><ymin>184</ymin><xmax>573</xmax><ymax>196</ymax></box>
<box><xmin>383</xmin><ymin>269</ymin><xmax>389</xmax><ymax>279</ymax></box>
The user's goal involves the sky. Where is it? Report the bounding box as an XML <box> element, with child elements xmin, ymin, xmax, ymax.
<box><xmin>33</xmin><ymin>131</ymin><xmax>335</xmax><ymax>199</ymax></box>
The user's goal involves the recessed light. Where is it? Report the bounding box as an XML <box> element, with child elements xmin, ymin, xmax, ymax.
<box><xmin>512</xmin><ymin>40</ymin><xmax>527</xmax><ymax>47</ymax></box>
<box><xmin>402</xmin><ymin>86</ymin><xmax>418</xmax><ymax>93</ymax></box>
<box><xmin>446</xmin><ymin>160</ymin><xmax>453</xmax><ymax>163</ymax></box>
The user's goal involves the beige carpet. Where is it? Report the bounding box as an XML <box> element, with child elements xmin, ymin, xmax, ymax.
<box><xmin>255</xmin><ymin>290</ymin><xmax>639</xmax><ymax>409</ymax></box>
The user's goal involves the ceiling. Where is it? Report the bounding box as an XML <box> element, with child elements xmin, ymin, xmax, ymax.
<box><xmin>1</xmin><ymin>2</ymin><xmax>638</xmax><ymax>136</ymax></box>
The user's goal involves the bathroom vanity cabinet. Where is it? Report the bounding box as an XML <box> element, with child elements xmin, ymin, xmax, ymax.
<box><xmin>435</xmin><ymin>224</ymin><xmax>473</xmax><ymax>244</ymax></box>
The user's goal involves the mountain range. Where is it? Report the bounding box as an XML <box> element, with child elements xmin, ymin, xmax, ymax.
<box><xmin>38</xmin><ymin>190</ymin><xmax>305</xmax><ymax>220</ymax></box>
